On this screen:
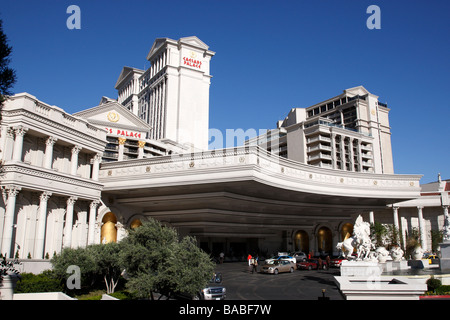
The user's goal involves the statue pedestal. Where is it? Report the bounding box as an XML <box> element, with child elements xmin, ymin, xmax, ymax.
<box><xmin>334</xmin><ymin>276</ymin><xmax>427</xmax><ymax>300</ymax></box>
<box><xmin>340</xmin><ymin>260</ymin><xmax>382</xmax><ymax>277</ymax></box>
<box><xmin>392</xmin><ymin>260</ymin><xmax>409</xmax><ymax>271</ymax></box>
<box><xmin>0</xmin><ymin>274</ymin><xmax>20</xmax><ymax>300</ymax></box>
<box><xmin>381</xmin><ymin>260</ymin><xmax>409</xmax><ymax>272</ymax></box>
<box><xmin>439</xmin><ymin>241</ymin><xmax>450</xmax><ymax>272</ymax></box>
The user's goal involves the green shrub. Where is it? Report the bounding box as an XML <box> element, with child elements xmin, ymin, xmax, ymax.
<box><xmin>435</xmin><ymin>285</ymin><xmax>450</xmax><ymax>295</ymax></box>
<box><xmin>15</xmin><ymin>270</ymin><xmax>63</xmax><ymax>293</ymax></box>
<box><xmin>108</xmin><ymin>290</ymin><xmax>135</xmax><ymax>300</ymax></box>
<box><xmin>426</xmin><ymin>276</ymin><xmax>442</xmax><ymax>293</ymax></box>
<box><xmin>75</xmin><ymin>290</ymin><xmax>104</xmax><ymax>300</ymax></box>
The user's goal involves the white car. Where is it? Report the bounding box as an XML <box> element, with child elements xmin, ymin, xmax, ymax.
<box><xmin>265</xmin><ymin>255</ymin><xmax>296</xmax><ymax>264</ymax></box>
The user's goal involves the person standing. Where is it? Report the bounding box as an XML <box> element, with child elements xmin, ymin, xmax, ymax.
<box><xmin>251</xmin><ymin>258</ymin><xmax>258</xmax><ymax>274</ymax></box>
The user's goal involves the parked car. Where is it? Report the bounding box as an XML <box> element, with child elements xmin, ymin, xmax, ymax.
<box><xmin>291</xmin><ymin>251</ymin><xmax>307</xmax><ymax>262</ymax></box>
<box><xmin>426</xmin><ymin>254</ymin><xmax>439</xmax><ymax>265</ymax></box>
<box><xmin>261</xmin><ymin>260</ymin><xmax>296</xmax><ymax>274</ymax></box>
<box><xmin>265</xmin><ymin>255</ymin><xmax>296</xmax><ymax>264</ymax></box>
<box><xmin>297</xmin><ymin>259</ymin><xmax>328</xmax><ymax>270</ymax></box>
<box><xmin>176</xmin><ymin>273</ymin><xmax>226</xmax><ymax>300</ymax></box>
<box><xmin>198</xmin><ymin>272</ymin><xmax>226</xmax><ymax>300</ymax></box>
<box><xmin>329</xmin><ymin>256</ymin><xmax>346</xmax><ymax>267</ymax></box>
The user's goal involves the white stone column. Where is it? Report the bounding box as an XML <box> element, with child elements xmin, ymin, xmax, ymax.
<box><xmin>88</xmin><ymin>200</ymin><xmax>100</xmax><ymax>245</ymax></box>
<box><xmin>91</xmin><ymin>153</ymin><xmax>102</xmax><ymax>181</ymax></box>
<box><xmin>118</xmin><ymin>138</ymin><xmax>126</xmax><ymax>161</ymax></box>
<box><xmin>2</xmin><ymin>127</ymin><xmax>15</xmax><ymax>161</ymax></box>
<box><xmin>35</xmin><ymin>191</ymin><xmax>52</xmax><ymax>259</ymax></box>
<box><xmin>12</xmin><ymin>127</ymin><xmax>28</xmax><ymax>161</ymax></box>
<box><xmin>369</xmin><ymin>211</ymin><xmax>374</xmax><ymax>225</ymax></box>
<box><xmin>138</xmin><ymin>141</ymin><xmax>145</xmax><ymax>159</ymax></box>
<box><xmin>70</xmin><ymin>145</ymin><xmax>82</xmax><ymax>175</ymax></box>
<box><xmin>417</xmin><ymin>206</ymin><xmax>428</xmax><ymax>250</ymax></box>
<box><xmin>1</xmin><ymin>186</ymin><xmax>21</xmax><ymax>258</ymax></box>
<box><xmin>63</xmin><ymin>197</ymin><xmax>77</xmax><ymax>248</ymax></box>
<box><xmin>392</xmin><ymin>206</ymin><xmax>399</xmax><ymax>230</ymax></box>
<box><xmin>43</xmin><ymin>136</ymin><xmax>57</xmax><ymax>169</ymax></box>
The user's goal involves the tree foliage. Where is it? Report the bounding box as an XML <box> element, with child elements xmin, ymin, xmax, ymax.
<box><xmin>0</xmin><ymin>18</ymin><xmax>16</xmax><ymax>106</ymax></box>
<box><xmin>370</xmin><ymin>222</ymin><xmax>388</xmax><ymax>247</ymax></box>
<box><xmin>51</xmin><ymin>242</ymin><xmax>123</xmax><ymax>294</ymax></box>
<box><xmin>119</xmin><ymin>219</ymin><xmax>215</xmax><ymax>299</ymax></box>
<box><xmin>88</xmin><ymin>242</ymin><xmax>123</xmax><ymax>294</ymax></box>
<box><xmin>0</xmin><ymin>255</ymin><xmax>20</xmax><ymax>285</ymax></box>
<box><xmin>51</xmin><ymin>246</ymin><xmax>97</xmax><ymax>292</ymax></box>
<box><xmin>50</xmin><ymin>218</ymin><xmax>215</xmax><ymax>299</ymax></box>
<box><xmin>166</xmin><ymin>235</ymin><xmax>216</xmax><ymax>298</ymax></box>
<box><xmin>370</xmin><ymin>222</ymin><xmax>402</xmax><ymax>249</ymax></box>
<box><xmin>405</xmin><ymin>227</ymin><xmax>421</xmax><ymax>259</ymax></box>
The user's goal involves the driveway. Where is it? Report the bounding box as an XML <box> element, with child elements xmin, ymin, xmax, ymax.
<box><xmin>214</xmin><ymin>262</ymin><xmax>344</xmax><ymax>300</ymax></box>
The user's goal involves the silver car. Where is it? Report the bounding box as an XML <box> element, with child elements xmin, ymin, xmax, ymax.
<box><xmin>261</xmin><ymin>260</ymin><xmax>296</xmax><ymax>274</ymax></box>
<box><xmin>291</xmin><ymin>251</ymin><xmax>307</xmax><ymax>263</ymax></box>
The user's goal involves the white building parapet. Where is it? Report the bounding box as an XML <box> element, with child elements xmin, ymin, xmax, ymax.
<box><xmin>1</xmin><ymin>93</ymin><xmax>107</xmax><ymax>153</ymax></box>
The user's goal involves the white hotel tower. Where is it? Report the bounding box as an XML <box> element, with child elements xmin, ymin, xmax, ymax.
<box><xmin>115</xmin><ymin>36</ymin><xmax>215</xmax><ymax>151</ymax></box>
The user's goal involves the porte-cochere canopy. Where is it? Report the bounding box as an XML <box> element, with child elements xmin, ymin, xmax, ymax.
<box><xmin>98</xmin><ymin>145</ymin><xmax>421</xmax><ymax>242</ymax></box>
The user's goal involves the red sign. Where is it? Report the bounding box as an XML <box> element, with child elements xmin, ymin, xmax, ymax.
<box><xmin>183</xmin><ymin>56</ymin><xmax>202</xmax><ymax>69</ymax></box>
<box><xmin>105</xmin><ymin>127</ymin><xmax>142</xmax><ymax>139</ymax></box>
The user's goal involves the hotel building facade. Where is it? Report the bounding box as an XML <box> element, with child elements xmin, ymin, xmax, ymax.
<box><xmin>0</xmin><ymin>37</ymin><xmax>448</xmax><ymax>261</ymax></box>
<box><xmin>246</xmin><ymin>85</ymin><xmax>393</xmax><ymax>174</ymax></box>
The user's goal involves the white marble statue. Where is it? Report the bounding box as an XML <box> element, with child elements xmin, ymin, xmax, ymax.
<box><xmin>390</xmin><ymin>246</ymin><xmax>404</xmax><ymax>261</ymax></box>
<box><xmin>336</xmin><ymin>215</ymin><xmax>374</xmax><ymax>261</ymax></box>
<box><xmin>376</xmin><ymin>247</ymin><xmax>390</xmax><ymax>263</ymax></box>
<box><xmin>443</xmin><ymin>214</ymin><xmax>450</xmax><ymax>242</ymax></box>
<box><xmin>336</xmin><ymin>236</ymin><xmax>357</xmax><ymax>258</ymax></box>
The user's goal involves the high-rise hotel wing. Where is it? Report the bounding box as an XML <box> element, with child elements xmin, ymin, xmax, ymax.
<box><xmin>247</xmin><ymin>86</ymin><xmax>393</xmax><ymax>174</ymax></box>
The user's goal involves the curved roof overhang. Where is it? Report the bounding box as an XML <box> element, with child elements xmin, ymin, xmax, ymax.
<box><xmin>99</xmin><ymin>146</ymin><xmax>422</xmax><ymax>236</ymax></box>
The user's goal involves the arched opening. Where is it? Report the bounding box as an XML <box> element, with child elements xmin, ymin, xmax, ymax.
<box><xmin>341</xmin><ymin>223</ymin><xmax>353</xmax><ymax>241</ymax></box>
<box><xmin>317</xmin><ymin>226</ymin><xmax>332</xmax><ymax>254</ymax></box>
<box><xmin>130</xmin><ymin>218</ymin><xmax>143</xmax><ymax>229</ymax></box>
<box><xmin>101</xmin><ymin>212</ymin><xmax>117</xmax><ymax>243</ymax></box>
<box><xmin>294</xmin><ymin>230</ymin><xmax>309</xmax><ymax>253</ymax></box>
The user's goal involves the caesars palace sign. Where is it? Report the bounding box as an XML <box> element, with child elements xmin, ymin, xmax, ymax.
<box><xmin>105</xmin><ymin>127</ymin><xmax>143</xmax><ymax>139</ymax></box>
<box><xmin>183</xmin><ymin>51</ymin><xmax>202</xmax><ymax>69</ymax></box>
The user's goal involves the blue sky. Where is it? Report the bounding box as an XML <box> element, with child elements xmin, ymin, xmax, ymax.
<box><xmin>1</xmin><ymin>0</ymin><xmax>449</xmax><ymax>183</ymax></box>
